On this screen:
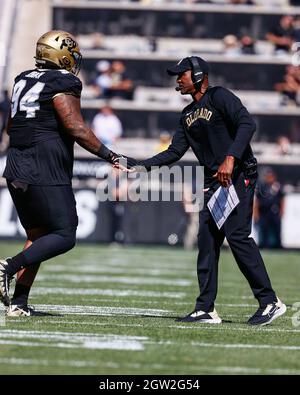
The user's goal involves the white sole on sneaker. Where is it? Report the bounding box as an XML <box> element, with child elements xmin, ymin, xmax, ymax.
<box><xmin>197</xmin><ymin>318</ymin><xmax>222</xmax><ymax>324</ymax></box>
<box><xmin>6</xmin><ymin>307</ymin><xmax>31</xmax><ymax>317</ymax></box>
<box><xmin>260</xmin><ymin>303</ymin><xmax>287</xmax><ymax>326</ymax></box>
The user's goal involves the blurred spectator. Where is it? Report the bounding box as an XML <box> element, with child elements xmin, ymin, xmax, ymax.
<box><xmin>148</xmin><ymin>36</ymin><xmax>157</xmax><ymax>52</ymax></box>
<box><xmin>254</xmin><ymin>168</ymin><xmax>285</xmax><ymax>249</ymax></box>
<box><xmin>110</xmin><ymin>61</ymin><xmax>134</xmax><ymax>100</ymax></box>
<box><xmin>91</xmin><ymin>106</ymin><xmax>123</xmax><ymax>150</ymax></box>
<box><xmin>292</xmin><ymin>15</ymin><xmax>300</xmax><ymax>42</ymax></box>
<box><xmin>277</xmin><ymin>135</ymin><xmax>292</xmax><ymax>155</ymax></box>
<box><xmin>0</xmin><ymin>90</ymin><xmax>10</xmax><ymax>147</ymax></box>
<box><xmin>94</xmin><ymin>60</ymin><xmax>113</xmax><ymax>98</ymax></box>
<box><xmin>274</xmin><ymin>65</ymin><xmax>300</xmax><ymax>106</ymax></box>
<box><xmin>240</xmin><ymin>34</ymin><xmax>256</xmax><ymax>55</ymax></box>
<box><xmin>155</xmin><ymin>131</ymin><xmax>172</xmax><ymax>153</ymax></box>
<box><xmin>76</xmin><ymin>33</ymin><xmax>106</xmax><ymax>50</ymax></box>
<box><xmin>222</xmin><ymin>34</ymin><xmax>241</xmax><ymax>57</ymax></box>
<box><xmin>93</xmin><ymin>60</ymin><xmax>134</xmax><ymax>100</ymax></box>
<box><xmin>222</xmin><ymin>33</ymin><xmax>256</xmax><ymax>56</ymax></box>
<box><xmin>266</xmin><ymin>15</ymin><xmax>294</xmax><ymax>55</ymax></box>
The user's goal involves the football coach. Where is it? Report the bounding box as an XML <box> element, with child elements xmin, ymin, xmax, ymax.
<box><xmin>132</xmin><ymin>56</ymin><xmax>286</xmax><ymax>326</ymax></box>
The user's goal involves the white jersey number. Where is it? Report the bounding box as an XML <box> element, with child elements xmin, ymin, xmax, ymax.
<box><xmin>11</xmin><ymin>79</ymin><xmax>45</xmax><ymax>118</ymax></box>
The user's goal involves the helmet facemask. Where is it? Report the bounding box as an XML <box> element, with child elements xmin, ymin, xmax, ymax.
<box><xmin>70</xmin><ymin>50</ymin><xmax>82</xmax><ymax>76</ymax></box>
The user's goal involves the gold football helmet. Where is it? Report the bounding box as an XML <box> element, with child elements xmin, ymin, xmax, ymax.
<box><xmin>35</xmin><ymin>30</ymin><xmax>82</xmax><ymax>75</ymax></box>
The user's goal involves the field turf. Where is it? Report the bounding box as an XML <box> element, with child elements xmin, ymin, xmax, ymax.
<box><xmin>0</xmin><ymin>242</ymin><xmax>299</xmax><ymax>375</ymax></box>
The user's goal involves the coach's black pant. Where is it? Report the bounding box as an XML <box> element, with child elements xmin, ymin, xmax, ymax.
<box><xmin>195</xmin><ymin>173</ymin><xmax>276</xmax><ymax>312</ymax></box>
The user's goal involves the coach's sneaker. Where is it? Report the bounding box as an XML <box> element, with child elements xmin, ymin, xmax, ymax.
<box><xmin>0</xmin><ymin>259</ymin><xmax>11</xmax><ymax>307</ymax></box>
<box><xmin>176</xmin><ymin>308</ymin><xmax>222</xmax><ymax>324</ymax></box>
<box><xmin>6</xmin><ymin>304</ymin><xmax>36</xmax><ymax>317</ymax></box>
<box><xmin>247</xmin><ymin>298</ymin><xmax>287</xmax><ymax>326</ymax></box>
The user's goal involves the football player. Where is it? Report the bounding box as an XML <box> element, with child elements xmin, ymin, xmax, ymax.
<box><xmin>0</xmin><ymin>30</ymin><xmax>131</xmax><ymax>316</ymax></box>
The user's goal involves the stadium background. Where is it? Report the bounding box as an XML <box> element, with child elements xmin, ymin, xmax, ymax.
<box><xmin>1</xmin><ymin>0</ymin><xmax>300</xmax><ymax>248</ymax></box>
<box><xmin>0</xmin><ymin>0</ymin><xmax>300</xmax><ymax>377</ymax></box>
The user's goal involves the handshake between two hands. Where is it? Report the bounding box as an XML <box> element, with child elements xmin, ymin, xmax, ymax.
<box><xmin>109</xmin><ymin>154</ymin><xmax>235</xmax><ymax>183</ymax></box>
<box><xmin>110</xmin><ymin>153</ymin><xmax>145</xmax><ymax>173</ymax></box>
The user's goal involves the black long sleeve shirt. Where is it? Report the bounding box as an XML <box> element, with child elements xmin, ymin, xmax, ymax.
<box><xmin>142</xmin><ymin>86</ymin><xmax>256</xmax><ymax>185</ymax></box>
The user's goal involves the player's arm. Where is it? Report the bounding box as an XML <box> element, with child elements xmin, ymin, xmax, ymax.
<box><xmin>7</xmin><ymin>116</ymin><xmax>11</xmax><ymax>133</ymax></box>
<box><xmin>1</xmin><ymin>109</ymin><xmax>11</xmax><ymax>148</ymax></box>
<box><xmin>5</xmin><ymin>109</ymin><xmax>12</xmax><ymax>134</ymax></box>
<box><xmin>53</xmin><ymin>93</ymin><xmax>129</xmax><ymax>167</ymax></box>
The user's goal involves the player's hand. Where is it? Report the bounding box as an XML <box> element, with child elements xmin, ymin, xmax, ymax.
<box><xmin>213</xmin><ymin>155</ymin><xmax>235</xmax><ymax>187</ymax></box>
<box><xmin>128</xmin><ymin>165</ymin><xmax>147</xmax><ymax>173</ymax></box>
<box><xmin>112</xmin><ymin>162</ymin><xmax>131</xmax><ymax>172</ymax></box>
<box><xmin>111</xmin><ymin>155</ymin><xmax>129</xmax><ymax>172</ymax></box>
<box><xmin>110</xmin><ymin>153</ymin><xmax>138</xmax><ymax>172</ymax></box>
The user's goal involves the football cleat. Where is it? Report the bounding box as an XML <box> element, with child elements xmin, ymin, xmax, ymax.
<box><xmin>176</xmin><ymin>308</ymin><xmax>222</xmax><ymax>324</ymax></box>
<box><xmin>0</xmin><ymin>259</ymin><xmax>11</xmax><ymax>307</ymax></box>
<box><xmin>6</xmin><ymin>304</ymin><xmax>53</xmax><ymax>317</ymax></box>
<box><xmin>6</xmin><ymin>304</ymin><xmax>37</xmax><ymax>317</ymax></box>
<box><xmin>247</xmin><ymin>298</ymin><xmax>287</xmax><ymax>326</ymax></box>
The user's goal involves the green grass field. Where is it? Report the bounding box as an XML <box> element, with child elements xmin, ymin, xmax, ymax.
<box><xmin>0</xmin><ymin>241</ymin><xmax>299</xmax><ymax>375</ymax></box>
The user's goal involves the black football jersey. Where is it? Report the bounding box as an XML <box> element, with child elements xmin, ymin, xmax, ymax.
<box><xmin>142</xmin><ymin>87</ymin><xmax>256</xmax><ymax>187</ymax></box>
<box><xmin>3</xmin><ymin>68</ymin><xmax>82</xmax><ymax>185</ymax></box>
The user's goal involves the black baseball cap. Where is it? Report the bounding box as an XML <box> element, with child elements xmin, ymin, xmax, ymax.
<box><xmin>167</xmin><ymin>56</ymin><xmax>210</xmax><ymax>76</ymax></box>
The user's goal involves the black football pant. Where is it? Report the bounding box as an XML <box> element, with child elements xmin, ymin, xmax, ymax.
<box><xmin>195</xmin><ymin>173</ymin><xmax>276</xmax><ymax>312</ymax></box>
<box><xmin>7</xmin><ymin>182</ymin><xmax>77</xmax><ymax>271</ymax></box>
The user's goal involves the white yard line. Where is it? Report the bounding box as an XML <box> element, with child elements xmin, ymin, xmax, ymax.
<box><xmin>220</xmin><ymin>314</ymin><xmax>293</xmax><ymax>319</ymax></box>
<box><xmin>0</xmin><ymin>330</ymin><xmax>147</xmax><ymax>351</ymax></box>
<box><xmin>0</xmin><ymin>339</ymin><xmax>145</xmax><ymax>350</ymax></box>
<box><xmin>0</xmin><ymin>357</ymin><xmax>97</xmax><ymax>368</ymax></box>
<box><xmin>30</xmin><ymin>287</ymin><xmax>185</xmax><ymax>299</ymax></box>
<box><xmin>171</xmin><ymin>324</ymin><xmax>300</xmax><ymax>333</ymax></box>
<box><xmin>99</xmin><ymin>362</ymin><xmax>300</xmax><ymax>375</ymax></box>
<box><xmin>1</xmin><ymin>355</ymin><xmax>299</xmax><ymax>374</ymax></box>
<box><xmin>87</xmin><ymin>262</ymin><xmax>192</xmax><ymax>269</ymax></box>
<box><xmin>45</xmin><ymin>265</ymin><xmax>193</xmax><ymax>276</ymax></box>
<box><xmin>8</xmin><ymin>318</ymin><xmax>299</xmax><ymax>334</ymax></box>
<box><xmin>0</xmin><ymin>328</ymin><xmax>298</xmax><ymax>352</ymax></box>
<box><xmin>30</xmin><ymin>304</ymin><xmax>173</xmax><ymax>317</ymax></box>
<box><xmin>36</xmin><ymin>274</ymin><xmax>191</xmax><ymax>286</ymax></box>
<box><xmin>149</xmin><ymin>340</ymin><xmax>300</xmax><ymax>351</ymax></box>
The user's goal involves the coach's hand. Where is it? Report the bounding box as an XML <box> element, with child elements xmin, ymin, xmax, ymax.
<box><xmin>213</xmin><ymin>155</ymin><xmax>235</xmax><ymax>187</ymax></box>
<box><xmin>128</xmin><ymin>165</ymin><xmax>147</xmax><ymax>173</ymax></box>
<box><xmin>111</xmin><ymin>154</ymin><xmax>138</xmax><ymax>172</ymax></box>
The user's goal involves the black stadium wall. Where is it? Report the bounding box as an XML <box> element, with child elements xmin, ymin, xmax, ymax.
<box><xmin>0</xmin><ymin>186</ymin><xmax>188</xmax><ymax>245</ymax></box>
